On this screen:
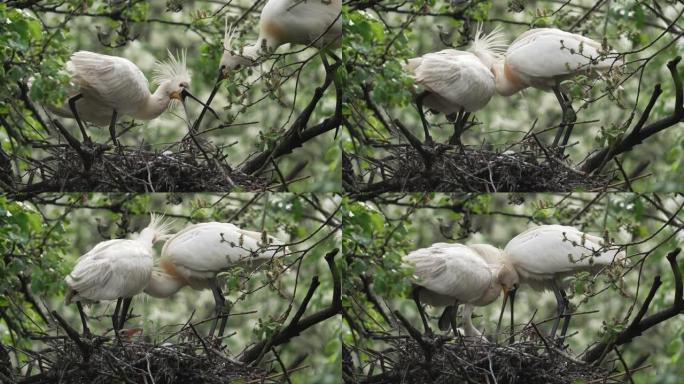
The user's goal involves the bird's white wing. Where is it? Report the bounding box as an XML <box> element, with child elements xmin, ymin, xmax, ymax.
<box><xmin>404</xmin><ymin>244</ymin><xmax>493</xmax><ymax>302</ymax></box>
<box><xmin>66</xmin><ymin>239</ymin><xmax>153</xmax><ymax>301</ymax></box>
<box><xmin>162</xmin><ymin>222</ymin><xmax>284</xmax><ymax>273</ymax></box>
<box><xmin>68</xmin><ymin>51</ymin><xmax>150</xmax><ymax>113</ymax></box>
<box><xmin>409</xmin><ymin>50</ymin><xmax>495</xmax><ymax>112</ymax></box>
<box><xmin>504</xmin><ymin>225</ymin><xmax>622</xmax><ymax>277</ymax></box>
<box><xmin>506</xmin><ymin>29</ymin><xmax>610</xmax><ymax>79</ymax></box>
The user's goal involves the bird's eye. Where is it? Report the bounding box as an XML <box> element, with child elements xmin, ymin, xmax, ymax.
<box><xmin>179</xmin><ymin>82</ymin><xmax>189</xmax><ymax>88</ymax></box>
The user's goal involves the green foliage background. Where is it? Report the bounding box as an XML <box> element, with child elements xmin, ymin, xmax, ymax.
<box><xmin>342</xmin><ymin>193</ymin><xmax>684</xmax><ymax>383</ymax></box>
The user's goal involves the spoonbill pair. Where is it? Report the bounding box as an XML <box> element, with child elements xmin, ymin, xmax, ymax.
<box><xmin>64</xmin><ymin>215</ymin><xmax>288</xmax><ymax>338</ymax></box>
<box><xmin>403</xmin><ymin>224</ymin><xmax>625</xmax><ymax>340</ymax></box>
<box><xmin>407</xmin><ymin>26</ymin><xmax>617</xmax><ymax>146</ymax></box>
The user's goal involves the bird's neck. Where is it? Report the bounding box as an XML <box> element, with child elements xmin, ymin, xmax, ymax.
<box><xmin>493</xmin><ymin>60</ymin><xmax>527</xmax><ymax>96</ymax></box>
<box><xmin>144</xmin><ymin>267</ymin><xmax>185</xmax><ymax>298</ymax></box>
<box><xmin>134</xmin><ymin>89</ymin><xmax>169</xmax><ymax>120</ymax></box>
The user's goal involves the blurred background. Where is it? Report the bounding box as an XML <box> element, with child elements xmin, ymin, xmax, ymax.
<box><xmin>0</xmin><ymin>192</ymin><xmax>341</xmax><ymax>383</ymax></box>
<box><xmin>342</xmin><ymin>192</ymin><xmax>684</xmax><ymax>383</ymax></box>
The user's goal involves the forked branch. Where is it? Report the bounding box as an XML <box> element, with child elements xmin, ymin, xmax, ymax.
<box><xmin>239</xmin><ymin>248</ymin><xmax>341</xmax><ymax>364</ymax></box>
<box><xmin>581</xmin><ymin>56</ymin><xmax>683</xmax><ymax>173</ymax></box>
<box><xmin>584</xmin><ymin>248</ymin><xmax>683</xmax><ymax>363</ymax></box>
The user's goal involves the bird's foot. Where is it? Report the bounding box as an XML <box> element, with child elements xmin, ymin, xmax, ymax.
<box><xmin>82</xmin><ymin>137</ymin><xmax>94</xmax><ymax>147</ymax></box>
<box><xmin>423</xmin><ymin>137</ymin><xmax>435</xmax><ymax>147</ymax></box>
<box><xmin>447</xmin><ymin>134</ymin><xmax>462</xmax><ymax>146</ymax></box>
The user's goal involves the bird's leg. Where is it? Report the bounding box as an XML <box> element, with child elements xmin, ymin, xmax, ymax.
<box><xmin>550</xmin><ymin>281</ymin><xmax>567</xmax><ymax>340</ymax></box>
<box><xmin>551</xmin><ymin>87</ymin><xmax>576</xmax><ymax>151</ymax></box>
<box><xmin>558</xmin><ymin>288</ymin><xmax>572</xmax><ymax>342</ymax></box>
<box><xmin>118</xmin><ymin>297</ymin><xmax>132</xmax><ymax>330</ymax></box>
<box><xmin>509</xmin><ymin>287</ymin><xmax>516</xmax><ymax>344</ymax></box>
<box><xmin>76</xmin><ymin>302</ymin><xmax>90</xmax><ymax>337</ymax></box>
<box><xmin>412</xmin><ymin>285</ymin><xmax>432</xmax><ymax>335</ymax></box>
<box><xmin>208</xmin><ymin>281</ymin><xmax>226</xmax><ymax>339</ymax></box>
<box><xmin>449</xmin><ymin>109</ymin><xmax>471</xmax><ymax>148</ymax></box>
<box><xmin>216</xmin><ymin>300</ymin><xmax>233</xmax><ymax>340</ymax></box>
<box><xmin>68</xmin><ymin>93</ymin><xmax>91</xmax><ymax>144</ymax></box>
<box><xmin>108</xmin><ymin>109</ymin><xmax>119</xmax><ymax>148</ymax></box>
<box><xmin>414</xmin><ymin>91</ymin><xmax>433</xmax><ymax>145</ymax></box>
<box><xmin>559</xmin><ymin>90</ymin><xmax>577</xmax><ymax>148</ymax></box>
<box><xmin>112</xmin><ymin>297</ymin><xmax>122</xmax><ymax>331</ymax></box>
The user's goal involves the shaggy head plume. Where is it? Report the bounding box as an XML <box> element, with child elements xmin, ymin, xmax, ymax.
<box><xmin>143</xmin><ymin>213</ymin><xmax>176</xmax><ymax>243</ymax></box>
<box><xmin>469</xmin><ymin>23</ymin><xmax>507</xmax><ymax>68</ymax></box>
<box><xmin>152</xmin><ymin>50</ymin><xmax>191</xmax><ymax>87</ymax></box>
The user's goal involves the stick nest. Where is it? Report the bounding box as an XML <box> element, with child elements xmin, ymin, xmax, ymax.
<box><xmin>22</xmin><ymin>144</ymin><xmax>269</xmax><ymax>192</ymax></box>
<box><xmin>24</xmin><ymin>334</ymin><xmax>275</xmax><ymax>384</ymax></box>
<box><xmin>345</xmin><ymin>141</ymin><xmax>612</xmax><ymax>193</ymax></box>
<box><xmin>346</xmin><ymin>337</ymin><xmax>615</xmax><ymax>384</ymax></box>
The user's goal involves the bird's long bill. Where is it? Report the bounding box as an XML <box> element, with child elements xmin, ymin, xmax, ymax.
<box><xmin>181</xmin><ymin>89</ymin><xmax>220</xmax><ymax>120</ymax></box>
<box><xmin>180</xmin><ymin>99</ymin><xmax>193</xmax><ymax>132</ymax></box>
<box><xmin>495</xmin><ymin>288</ymin><xmax>509</xmax><ymax>338</ymax></box>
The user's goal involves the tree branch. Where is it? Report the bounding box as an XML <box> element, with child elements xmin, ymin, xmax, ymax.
<box><xmin>239</xmin><ymin>61</ymin><xmax>341</xmax><ymax>175</ymax></box>
<box><xmin>584</xmin><ymin>248</ymin><xmax>683</xmax><ymax>363</ymax></box>
<box><xmin>581</xmin><ymin>56</ymin><xmax>683</xmax><ymax>173</ymax></box>
<box><xmin>239</xmin><ymin>249</ymin><xmax>340</xmax><ymax>364</ymax></box>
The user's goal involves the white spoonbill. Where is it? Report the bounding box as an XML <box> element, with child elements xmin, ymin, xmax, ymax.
<box><xmin>65</xmin><ymin>214</ymin><xmax>172</xmax><ymax>334</ymax></box>
<box><xmin>144</xmin><ymin>222</ymin><xmax>288</xmax><ymax>338</ymax></box>
<box><xmin>500</xmin><ymin>224</ymin><xmax>626</xmax><ymax>340</ymax></box>
<box><xmin>48</xmin><ymin>50</ymin><xmax>216</xmax><ymax>144</ymax></box>
<box><xmin>404</xmin><ymin>24</ymin><xmax>506</xmax><ymax>145</ymax></box>
<box><xmin>491</xmin><ymin>28</ymin><xmax>618</xmax><ymax>147</ymax></box>
<box><xmin>219</xmin><ymin>0</ymin><xmax>342</xmax><ymax>73</ymax></box>
<box><xmin>403</xmin><ymin>243</ymin><xmax>519</xmax><ymax>338</ymax></box>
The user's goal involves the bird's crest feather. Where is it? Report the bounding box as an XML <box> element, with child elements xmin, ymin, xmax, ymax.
<box><xmin>469</xmin><ymin>23</ymin><xmax>507</xmax><ymax>60</ymax></box>
<box><xmin>223</xmin><ymin>16</ymin><xmax>237</xmax><ymax>52</ymax></box>
<box><xmin>146</xmin><ymin>213</ymin><xmax>175</xmax><ymax>239</ymax></box>
<box><xmin>152</xmin><ymin>50</ymin><xmax>191</xmax><ymax>86</ymax></box>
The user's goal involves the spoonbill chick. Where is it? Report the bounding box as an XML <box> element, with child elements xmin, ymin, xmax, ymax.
<box><xmin>219</xmin><ymin>0</ymin><xmax>342</xmax><ymax>73</ymax></box>
<box><xmin>500</xmin><ymin>224</ymin><xmax>626</xmax><ymax>340</ymax></box>
<box><xmin>65</xmin><ymin>214</ymin><xmax>173</xmax><ymax>334</ymax></box>
<box><xmin>403</xmin><ymin>243</ymin><xmax>518</xmax><ymax>338</ymax></box>
<box><xmin>48</xmin><ymin>50</ymin><xmax>215</xmax><ymax>145</ymax></box>
<box><xmin>404</xmin><ymin>24</ymin><xmax>506</xmax><ymax>145</ymax></box>
<box><xmin>144</xmin><ymin>222</ymin><xmax>288</xmax><ymax>338</ymax></box>
<box><xmin>492</xmin><ymin>28</ymin><xmax>618</xmax><ymax>147</ymax></box>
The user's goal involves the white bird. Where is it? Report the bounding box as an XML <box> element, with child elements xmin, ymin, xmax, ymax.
<box><xmin>65</xmin><ymin>214</ymin><xmax>172</xmax><ymax>334</ymax></box>
<box><xmin>144</xmin><ymin>222</ymin><xmax>288</xmax><ymax>338</ymax></box>
<box><xmin>491</xmin><ymin>28</ymin><xmax>618</xmax><ymax>147</ymax></box>
<box><xmin>47</xmin><ymin>50</ymin><xmax>215</xmax><ymax>145</ymax></box>
<box><xmin>403</xmin><ymin>243</ymin><xmax>519</xmax><ymax>338</ymax></box>
<box><xmin>500</xmin><ymin>224</ymin><xmax>626</xmax><ymax>340</ymax></box>
<box><xmin>404</xmin><ymin>24</ymin><xmax>506</xmax><ymax>145</ymax></box>
<box><xmin>219</xmin><ymin>0</ymin><xmax>342</xmax><ymax>73</ymax></box>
